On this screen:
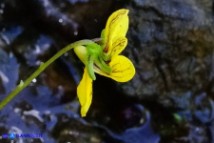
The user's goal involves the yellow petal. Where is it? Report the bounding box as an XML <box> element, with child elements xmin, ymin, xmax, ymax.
<box><xmin>77</xmin><ymin>68</ymin><xmax>93</xmax><ymax>117</ymax></box>
<box><xmin>94</xmin><ymin>55</ymin><xmax>135</xmax><ymax>82</ymax></box>
<box><xmin>103</xmin><ymin>9</ymin><xmax>129</xmax><ymax>55</ymax></box>
<box><xmin>109</xmin><ymin>37</ymin><xmax>127</xmax><ymax>57</ymax></box>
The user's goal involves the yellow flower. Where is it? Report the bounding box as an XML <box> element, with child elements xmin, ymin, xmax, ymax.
<box><xmin>74</xmin><ymin>9</ymin><xmax>135</xmax><ymax>117</ymax></box>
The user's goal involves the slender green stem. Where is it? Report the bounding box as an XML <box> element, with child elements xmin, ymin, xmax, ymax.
<box><xmin>0</xmin><ymin>39</ymin><xmax>94</xmax><ymax>109</ymax></box>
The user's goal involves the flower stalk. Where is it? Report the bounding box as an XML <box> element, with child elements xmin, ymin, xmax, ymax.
<box><xmin>0</xmin><ymin>40</ymin><xmax>93</xmax><ymax>109</ymax></box>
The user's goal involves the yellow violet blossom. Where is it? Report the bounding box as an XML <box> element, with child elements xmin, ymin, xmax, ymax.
<box><xmin>0</xmin><ymin>9</ymin><xmax>135</xmax><ymax>117</ymax></box>
<box><xmin>74</xmin><ymin>9</ymin><xmax>135</xmax><ymax>117</ymax></box>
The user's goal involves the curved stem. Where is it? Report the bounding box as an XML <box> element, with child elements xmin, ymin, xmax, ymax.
<box><xmin>0</xmin><ymin>39</ymin><xmax>94</xmax><ymax>109</ymax></box>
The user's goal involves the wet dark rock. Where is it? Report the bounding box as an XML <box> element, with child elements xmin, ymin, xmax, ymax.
<box><xmin>174</xmin><ymin>124</ymin><xmax>210</xmax><ymax>143</ymax></box>
<box><xmin>116</xmin><ymin>0</ymin><xmax>214</xmax><ymax>142</ymax></box>
<box><xmin>86</xmin><ymin>79</ymin><xmax>160</xmax><ymax>142</ymax></box>
<box><xmin>42</xmin><ymin>60</ymin><xmax>77</xmax><ymax>103</ymax></box>
<box><xmin>209</xmin><ymin>122</ymin><xmax>214</xmax><ymax>143</ymax></box>
<box><xmin>0</xmin><ymin>25</ymin><xmax>23</xmax><ymax>48</ymax></box>
<box><xmin>21</xmin><ymin>0</ymin><xmax>81</xmax><ymax>41</ymax></box>
<box><xmin>103</xmin><ymin>105</ymin><xmax>160</xmax><ymax>143</ymax></box>
<box><xmin>116</xmin><ymin>104</ymin><xmax>146</xmax><ymax>130</ymax></box>
<box><xmin>11</xmin><ymin>32</ymin><xmax>55</xmax><ymax>66</ymax></box>
<box><xmin>2</xmin><ymin>0</ymin><xmax>115</xmax><ymax>42</ymax></box>
<box><xmin>122</xmin><ymin>0</ymin><xmax>214</xmax><ymax>99</ymax></box>
<box><xmin>52</xmin><ymin>114</ymin><xmax>104</xmax><ymax>143</ymax></box>
<box><xmin>188</xmin><ymin>125</ymin><xmax>210</xmax><ymax>143</ymax></box>
<box><xmin>2</xmin><ymin>0</ymin><xmax>81</xmax><ymax>41</ymax></box>
<box><xmin>0</xmin><ymin>1</ymin><xmax>5</xmax><ymax>22</ymax></box>
<box><xmin>0</xmin><ymin>49</ymin><xmax>19</xmax><ymax>95</ymax></box>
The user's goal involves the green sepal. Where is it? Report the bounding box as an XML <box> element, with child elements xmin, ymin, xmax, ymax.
<box><xmin>100</xmin><ymin>29</ymin><xmax>106</xmax><ymax>49</ymax></box>
<box><xmin>86</xmin><ymin>55</ymin><xmax>96</xmax><ymax>80</ymax></box>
